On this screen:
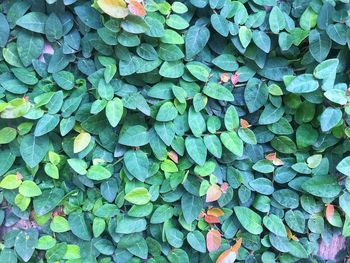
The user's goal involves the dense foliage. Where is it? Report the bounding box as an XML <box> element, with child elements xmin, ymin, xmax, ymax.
<box><xmin>0</xmin><ymin>0</ymin><xmax>350</xmax><ymax>262</ymax></box>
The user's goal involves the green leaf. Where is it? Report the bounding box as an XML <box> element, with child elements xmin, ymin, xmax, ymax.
<box><xmin>17</xmin><ymin>30</ymin><xmax>44</xmax><ymax>67</ymax></box>
<box><xmin>309</xmin><ymin>29</ymin><xmax>331</xmax><ymax>62</ymax></box>
<box><xmin>20</xmin><ymin>134</ymin><xmax>49</xmax><ymax>168</ymax></box>
<box><xmin>50</xmin><ymin>216</ymin><xmax>70</xmax><ymax>233</ymax></box>
<box><xmin>68</xmin><ymin>212</ymin><xmax>92</xmax><ymax>241</ymax></box>
<box><xmin>87</xmin><ymin>165</ymin><xmax>112</xmax><ymax>180</ymax></box>
<box><xmin>106</xmin><ymin>98</ymin><xmax>123</xmax><ymax>127</ymax></box>
<box><xmin>188</xmin><ymin>106</ymin><xmax>206</xmax><ymax>137</ymax></box>
<box><xmin>287</xmin><ymin>74</ymin><xmax>319</xmax><ymax>93</ymax></box>
<box><xmin>151</xmin><ymin>204</ymin><xmax>174</xmax><ymax>223</ymax></box>
<box><xmin>263</xmin><ymin>214</ymin><xmax>287</xmax><ymax>237</ymax></box>
<box><xmin>185</xmin><ymin>136</ymin><xmax>207</xmax><ymax>166</ymax></box>
<box><xmin>224</xmin><ymin>105</ymin><xmax>239</xmax><ymax>130</ymax></box>
<box><xmin>34</xmin><ymin>114</ymin><xmax>60</xmax><ymax>137</ymax></box>
<box><xmin>118</xmin><ymin>124</ymin><xmax>150</xmax><ymax>147</ymax></box>
<box><xmin>203</xmin><ymin>82</ymin><xmax>234</xmax><ymax>101</ymax></box>
<box><xmin>124</xmin><ymin>150</ymin><xmax>149</xmax><ymax>182</ymax></box>
<box><xmin>125</xmin><ymin>187</ymin><xmax>151</xmax><ymax>205</ymax></box>
<box><xmin>156</xmin><ymin>102</ymin><xmax>178</xmax><ymax>121</ymax></box>
<box><xmin>320</xmin><ymin>107</ymin><xmax>342</xmax><ymax>132</ymax></box>
<box><xmin>269</xmin><ymin>6</ymin><xmax>285</xmax><ymax>34</ymax></box>
<box><xmin>252</xmin><ymin>30</ymin><xmax>271</xmax><ymax>53</ymax></box>
<box><xmin>337</xmin><ymin>157</ymin><xmax>350</xmax><ymax>177</ymax></box>
<box><xmin>121</xmin><ymin>16</ymin><xmax>149</xmax><ymax>34</ymax></box>
<box><xmin>211</xmin><ymin>14</ymin><xmax>229</xmax><ymax>37</ymax></box>
<box><xmin>168</xmin><ymin>249</ymin><xmax>189</xmax><ymax>263</ymax></box>
<box><xmin>181</xmin><ymin>193</ymin><xmax>203</xmax><ymax>224</ymax></box>
<box><xmin>220</xmin><ymin>131</ymin><xmax>243</xmax><ymax>157</ymax></box>
<box><xmin>16</xmin><ymin>12</ymin><xmax>47</xmax><ymax>33</ymax></box>
<box><xmin>244</xmin><ymin>79</ymin><xmax>269</xmax><ymax>113</ymax></box>
<box><xmin>203</xmin><ymin>135</ymin><xmax>222</xmax><ymax>158</ymax></box>
<box><xmin>14</xmin><ymin>230</ymin><xmax>38</xmax><ymax>262</ymax></box>
<box><xmin>301</xmin><ymin>174</ymin><xmax>341</xmax><ymax>198</ymax></box>
<box><xmin>271</xmin><ymin>136</ymin><xmax>297</xmax><ymax>154</ymax></box>
<box><xmin>0</xmin><ymin>174</ymin><xmax>22</xmax><ymax>189</ymax></box>
<box><xmin>234</xmin><ymin>206</ymin><xmax>263</xmax><ymax>235</ymax></box>
<box><xmin>313</xmin><ymin>59</ymin><xmax>339</xmax><ymax>79</ymax></box>
<box><xmin>0</xmin><ymin>13</ymin><xmax>9</xmax><ymax>47</ymax></box>
<box><xmin>33</xmin><ymin>188</ymin><xmax>65</xmax><ymax>216</ymax></box>
<box><xmin>187</xmin><ymin>231</ymin><xmax>206</xmax><ymax>253</ymax></box>
<box><xmin>186</xmin><ymin>62</ymin><xmax>210</xmax><ymax>82</ymax></box>
<box><xmin>238</xmin><ymin>26</ymin><xmax>252</xmax><ymax>48</ymax></box>
<box><xmin>19</xmin><ymin>180</ymin><xmax>42</xmax><ymax>197</ymax></box>
<box><xmin>0</xmin><ymin>127</ymin><xmax>17</xmax><ymax>144</ymax></box>
<box><xmin>115</xmin><ymin>216</ymin><xmax>147</xmax><ymax>234</ymax></box>
<box><xmin>185</xmin><ymin>25</ymin><xmax>210</xmax><ymax>58</ymax></box>
<box><xmin>159</xmin><ymin>61</ymin><xmax>185</xmax><ymax>78</ymax></box>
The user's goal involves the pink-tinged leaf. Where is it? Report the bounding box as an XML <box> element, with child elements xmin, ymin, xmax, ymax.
<box><xmin>326</xmin><ymin>204</ymin><xmax>335</xmax><ymax>223</ymax></box>
<box><xmin>206</xmin><ymin>184</ymin><xmax>222</xmax><ymax>202</ymax></box>
<box><xmin>168</xmin><ymin>151</ymin><xmax>178</xmax><ymax>163</ymax></box>
<box><xmin>206</xmin><ymin>229</ymin><xmax>221</xmax><ymax>252</ymax></box>
<box><xmin>230</xmin><ymin>73</ymin><xmax>239</xmax><ymax>85</ymax></box>
<box><xmin>39</xmin><ymin>42</ymin><xmax>54</xmax><ymax>63</ymax></box>
<box><xmin>128</xmin><ymin>0</ymin><xmax>146</xmax><ymax>16</ymax></box>
<box><xmin>220</xmin><ymin>183</ymin><xmax>228</xmax><ymax>193</ymax></box>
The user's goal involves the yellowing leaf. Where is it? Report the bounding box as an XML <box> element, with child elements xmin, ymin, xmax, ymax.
<box><xmin>206</xmin><ymin>229</ymin><xmax>221</xmax><ymax>252</ymax></box>
<box><xmin>207</xmin><ymin>208</ymin><xmax>224</xmax><ymax>217</ymax></box>
<box><xmin>0</xmin><ymin>174</ymin><xmax>22</xmax><ymax>189</ymax></box>
<box><xmin>206</xmin><ymin>184</ymin><xmax>222</xmax><ymax>202</ymax></box>
<box><xmin>97</xmin><ymin>0</ymin><xmax>129</xmax><ymax>18</ymax></box>
<box><xmin>74</xmin><ymin>132</ymin><xmax>91</xmax><ymax>153</ymax></box>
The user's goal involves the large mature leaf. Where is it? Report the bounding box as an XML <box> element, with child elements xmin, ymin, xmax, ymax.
<box><xmin>185</xmin><ymin>25</ymin><xmax>210</xmax><ymax>58</ymax></box>
<box><xmin>234</xmin><ymin>207</ymin><xmax>263</xmax><ymax>235</ymax></box>
<box><xmin>286</xmin><ymin>74</ymin><xmax>319</xmax><ymax>93</ymax></box>
<box><xmin>124</xmin><ymin>150</ymin><xmax>149</xmax><ymax>182</ymax></box>
<box><xmin>68</xmin><ymin>212</ymin><xmax>92</xmax><ymax>241</ymax></box>
<box><xmin>203</xmin><ymin>82</ymin><xmax>234</xmax><ymax>101</ymax></box>
<box><xmin>17</xmin><ymin>31</ymin><xmax>44</xmax><ymax>67</ymax></box>
<box><xmin>15</xmin><ymin>229</ymin><xmax>39</xmax><ymax>262</ymax></box>
<box><xmin>0</xmin><ymin>13</ymin><xmax>10</xmax><ymax>47</ymax></box>
<box><xmin>301</xmin><ymin>174</ymin><xmax>341</xmax><ymax>198</ymax></box>
<box><xmin>185</xmin><ymin>136</ymin><xmax>207</xmax><ymax>166</ymax></box>
<box><xmin>20</xmin><ymin>134</ymin><xmax>49</xmax><ymax>168</ymax></box>
<box><xmin>16</xmin><ymin>12</ymin><xmax>47</xmax><ymax>33</ymax></box>
<box><xmin>319</xmin><ymin>107</ymin><xmax>342</xmax><ymax>132</ymax></box>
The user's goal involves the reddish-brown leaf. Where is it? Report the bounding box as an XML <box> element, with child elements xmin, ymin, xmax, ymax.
<box><xmin>207</xmin><ymin>208</ymin><xmax>225</xmax><ymax>217</ymax></box>
<box><xmin>206</xmin><ymin>184</ymin><xmax>222</xmax><ymax>202</ymax></box>
<box><xmin>128</xmin><ymin>0</ymin><xmax>146</xmax><ymax>16</ymax></box>
<box><xmin>206</xmin><ymin>229</ymin><xmax>221</xmax><ymax>252</ymax></box>
<box><xmin>265</xmin><ymin>152</ymin><xmax>284</xmax><ymax>166</ymax></box>
<box><xmin>240</xmin><ymin>118</ymin><xmax>251</xmax><ymax>129</ymax></box>
<box><xmin>326</xmin><ymin>204</ymin><xmax>335</xmax><ymax>223</ymax></box>
<box><xmin>204</xmin><ymin>214</ymin><xmax>220</xmax><ymax>224</ymax></box>
<box><xmin>216</xmin><ymin>238</ymin><xmax>242</xmax><ymax>263</ymax></box>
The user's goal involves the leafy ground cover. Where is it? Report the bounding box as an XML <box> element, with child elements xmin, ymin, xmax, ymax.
<box><xmin>0</xmin><ymin>0</ymin><xmax>350</xmax><ymax>262</ymax></box>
